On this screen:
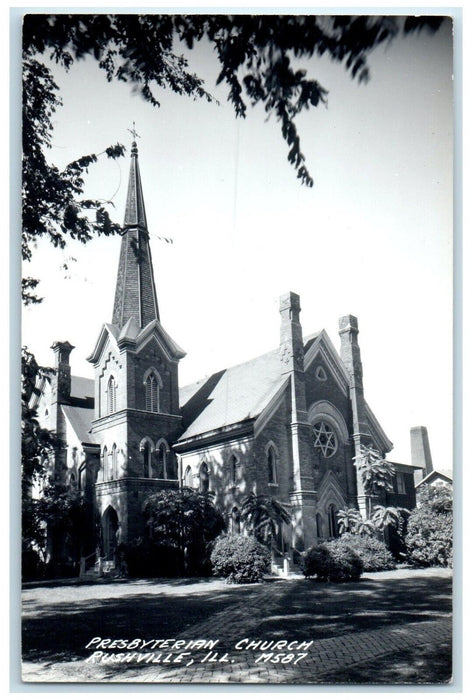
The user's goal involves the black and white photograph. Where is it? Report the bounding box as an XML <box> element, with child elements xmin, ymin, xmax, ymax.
<box><xmin>18</xmin><ymin>9</ymin><xmax>455</xmax><ymax>687</ymax></box>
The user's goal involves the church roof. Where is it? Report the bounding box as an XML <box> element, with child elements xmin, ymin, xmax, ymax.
<box><xmin>70</xmin><ymin>376</ymin><xmax>94</xmax><ymax>405</ymax></box>
<box><xmin>62</xmin><ymin>404</ymin><xmax>96</xmax><ymax>445</ymax></box>
<box><xmin>179</xmin><ymin>348</ymin><xmax>284</xmax><ymax>441</ymax></box>
<box><xmin>61</xmin><ymin>375</ymin><xmax>95</xmax><ymax>444</ymax></box>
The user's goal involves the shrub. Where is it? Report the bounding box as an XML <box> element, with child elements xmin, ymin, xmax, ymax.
<box><xmin>338</xmin><ymin>533</ymin><xmax>396</xmax><ymax>572</ymax></box>
<box><xmin>405</xmin><ymin>506</ymin><xmax>452</xmax><ymax>568</ymax></box>
<box><xmin>123</xmin><ymin>540</ymin><xmax>181</xmax><ymax>578</ymax></box>
<box><xmin>210</xmin><ymin>534</ymin><xmax>271</xmax><ymax>583</ymax></box>
<box><xmin>416</xmin><ymin>483</ymin><xmax>452</xmax><ymax>513</ymax></box>
<box><xmin>302</xmin><ymin>540</ymin><xmax>363</xmax><ymax>582</ymax></box>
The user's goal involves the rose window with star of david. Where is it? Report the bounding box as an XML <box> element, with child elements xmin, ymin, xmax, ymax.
<box><xmin>313</xmin><ymin>421</ymin><xmax>338</xmax><ymax>458</ymax></box>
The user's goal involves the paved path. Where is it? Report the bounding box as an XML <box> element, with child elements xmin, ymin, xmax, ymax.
<box><xmin>21</xmin><ymin>569</ymin><xmax>453</xmax><ymax>685</ymax></box>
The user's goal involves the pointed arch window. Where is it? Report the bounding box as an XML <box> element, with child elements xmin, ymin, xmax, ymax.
<box><xmin>267</xmin><ymin>445</ymin><xmax>277</xmax><ymax>485</ymax></box>
<box><xmin>155</xmin><ymin>440</ymin><xmax>167</xmax><ymax>479</ymax></box>
<box><xmin>107</xmin><ymin>376</ymin><xmax>117</xmax><ymax>414</ymax></box>
<box><xmin>229</xmin><ymin>454</ymin><xmax>238</xmax><ymax>485</ymax></box>
<box><xmin>144</xmin><ymin>369</ymin><xmax>161</xmax><ymax>413</ymax></box>
<box><xmin>140</xmin><ymin>437</ymin><xmax>154</xmax><ymax>478</ymax></box>
<box><xmin>102</xmin><ymin>447</ymin><xmax>108</xmax><ymax>479</ymax></box>
<box><xmin>199</xmin><ymin>463</ymin><xmax>209</xmax><ymax>493</ymax></box>
<box><xmin>328</xmin><ymin>504</ymin><xmax>339</xmax><ymax>538</ymax></box>
<box><xmin>110</xmin><ymin>444</ymin><xmax>117</xmax><ymax>480</ymax></box>
<box><xmin>184</xmin><ymin>466</ymin><xmax>193</xmax><ymax>488</ymax></box>
<box><xmin>78</xmin><ymin>465</ymin><xmax>86</xmax><ymax>491</ymax></box>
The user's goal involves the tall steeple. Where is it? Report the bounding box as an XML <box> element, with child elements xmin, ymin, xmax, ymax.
<box><xmin>112</xmin><ymin>139</ymin><xmax>160</xmax><ymax>329</ymax></box>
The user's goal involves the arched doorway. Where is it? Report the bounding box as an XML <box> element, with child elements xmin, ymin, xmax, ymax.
<box><xmin>327</xmin><ymin>503</ymin><xmax>339</xmax><ymax>538</ymax></box>
<box><xmin>102</xmin><ymin>506</ymin><xmax>119</xmax><ymax>559</ymax></box>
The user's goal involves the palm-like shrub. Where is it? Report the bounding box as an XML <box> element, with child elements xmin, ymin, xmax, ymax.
<box><xmin>336</xmin><ymin>508</ymin><xmax>362</xmax><ymax>534</ymax></box>
<box><xmin>210</xmin><ymin>534</ymin><xmax>271</xmax><ymax>583</ymax></box>
<box><xmin>372</xmin><ymin>505</ymin><xmax>409</xmax><ymax>531</ymax></box>
<box><xmin>354</xmin><ymin>445</ymin><xmax>395</xmax><ymax>516</ymax></box>
<box><xmin>339</xmin><ymin>533</ymin><xmax>396</xmax><ymax>572</ymax></box>
<box><xmin>302</xmin><ymin>540</ymin><xmax>363</xmax><ymax>582</ymax></box>
<box><xmin>336</xmin><ymin>508</ymin><xmax>377</xmax><ymax>537</ymax></box>
<box><xmin>356</xmin><ymin>518</ymin><xmax>376</xmax><ymax>536</ymax></box>
<box><xmin>240</xmin><ymin>492</ymin><xmax>291</xmax><ymax>546</ymax></box>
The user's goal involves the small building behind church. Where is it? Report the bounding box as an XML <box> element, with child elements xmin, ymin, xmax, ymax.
<box><xmin>30</xmin><ymin>140</ymin><xmax>419</xmax><ymax>571</ymax></box>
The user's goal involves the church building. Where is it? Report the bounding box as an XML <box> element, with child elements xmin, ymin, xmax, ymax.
<box><xmin>31</xmin><ymin>140</ymin><xmax>418</xmax><ymax>568</ymax></box>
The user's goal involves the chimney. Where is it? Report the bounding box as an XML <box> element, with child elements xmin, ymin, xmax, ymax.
<box><xmin>410</xmin><ymin>426</ymin><xmax>433</xmax><ymax>481</ymax></box>
<box><xmin>51</xmin><ymin>341</ymin><xmax>74</xmax><ymax>404</ymax></box>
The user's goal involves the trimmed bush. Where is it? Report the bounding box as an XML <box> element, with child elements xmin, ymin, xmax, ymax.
<box><xmin>210</xmin><ymin>534</ymin><xmax>271</xmax><ymax>583</ymax></box>
<box><xmin>339</xmin><ymin>533</ymin><xmax>396</xmax><ymax>572</ymax></box>
<box><xmin>405</xmin><ymin>507</ymin><xmax>452</xmax><ymax>568</ymax></box>
<box><xmin>124</xmin><ymin>540</ymin><xmax>182</xmax><ymax>578</ymax></box>
<box><xmin>302</xmin><ymin>539</ymin><xmax>363</xmax><ymax>582</ymax></box>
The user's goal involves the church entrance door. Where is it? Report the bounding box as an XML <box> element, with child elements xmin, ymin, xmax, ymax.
<box><xmin>102</xmin><ymin>506</ymin><xmax>119</xmax><ymax>560</ymax></box>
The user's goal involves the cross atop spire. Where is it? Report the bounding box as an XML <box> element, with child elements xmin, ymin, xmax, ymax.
<box><xmin>127</xmin><ymin>121</ymin><xmax>140</xmax><ymax>141</ymax></box>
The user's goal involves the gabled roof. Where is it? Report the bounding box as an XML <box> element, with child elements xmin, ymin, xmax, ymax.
<box><xmin>62</xmin><ymin>404</ymin><xmax>97</xmax><ymax>445</ymax></box>
<box><xmin>134</xmin><ymin>319</ymin><xmax>186</xmax><ymax>361</ymax></box>
<box><xmin>70</xmin><ymin>376</ymin><xmax>94</xmax><ymax>407</ymax></box>
<box><xmin>304</xmin><ymin>329</ymin><xmax>349</xmax><ymax>395</ymax></box>
<box><xmin>87</xmin><ymin>318</ymin><xmax>185</xmax><ymax>365</ymax></box>
<box><xmin>178</xmin><ymin>348</ymin><xmax>285</xmax><ymax>442</ymax></box>
<box><xmin>178</xmin><ymin>331</ymin><xmax>391</xmax><ymax>450</ymax></box>
<box><xmin>87</xmin><ymin>323</ymin><xmax>120</xmax><ymax>365</ymax></box>
<box><xmin>29</xmin><ymin>373</ymin><xmax>94</xmax><ymax>411</ymax></box>
<box><xmin>416</xmin><ymin>469</ymin><xmax>453</xmax><ymax>488</ymax></box>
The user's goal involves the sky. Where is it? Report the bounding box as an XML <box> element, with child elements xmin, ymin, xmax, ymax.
<box><xmin>21</xmin><ymin>13</ymin><xmax>454</xmax><ymax>469</ymax></box>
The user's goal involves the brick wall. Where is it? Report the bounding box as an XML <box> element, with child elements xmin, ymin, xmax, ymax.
<box><xmin>178</xmin><ymin>436</ymin><xmax>255</xmax><ymax>527</ymax></box>
<box><xmin>254</xmin><ymin>387</ymin><xmax>293</xmax><ymax>503</ymax></box>
<box><xmin>131</xmin><ymin>338</ymin><xmax>178</xmax><ymax>415</ymax></box>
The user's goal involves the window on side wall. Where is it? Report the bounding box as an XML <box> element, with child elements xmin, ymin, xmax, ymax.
<box><xmin>268</xmin><ymin>446</ymin><xmax>277</xmax><ymax>485</ymax></box>
<box><xmin>396</xmin><ymin>472</ymin><xmax>406</xmax><ymax>494</ymax></box>
<box><xmin>200</xmin><ymin>463</ymin><xmax>209</xmax><ymax>493</ymax></box>
<box><xmin>230</xmin><ymin>455</ymin><xmax>238</xmax><ymax>485</ymax></box>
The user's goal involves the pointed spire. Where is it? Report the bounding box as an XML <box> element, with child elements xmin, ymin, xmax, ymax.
<box><xmin>123</xmin><ymin>140</ymin><xmax>148</xmax><ymax>229</ymax></box>
<box><xmin>112</xmin><ymin>138</ymin><xmax>160</xmax><ymax>329</ymax></box>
